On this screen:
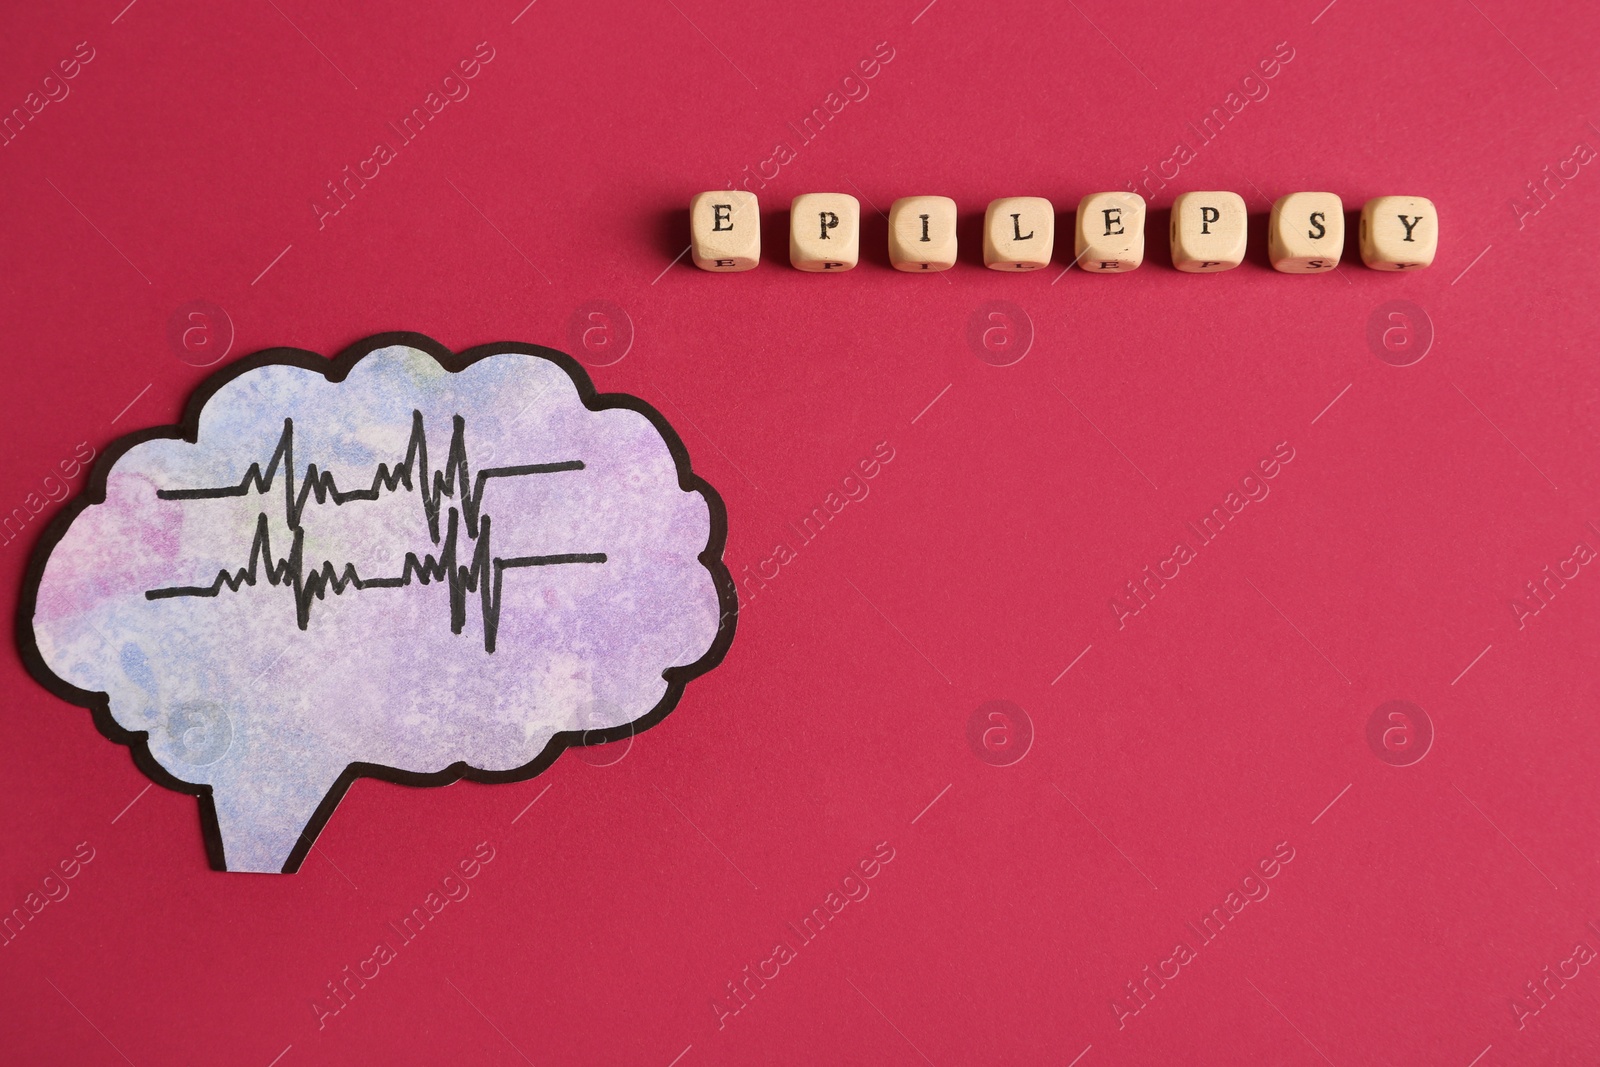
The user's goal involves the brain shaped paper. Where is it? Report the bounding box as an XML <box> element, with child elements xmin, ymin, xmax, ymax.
<box><xmin>22</xmin><ymin>335</ymin><xmax>735</xmax><ymax>872</ymax></box>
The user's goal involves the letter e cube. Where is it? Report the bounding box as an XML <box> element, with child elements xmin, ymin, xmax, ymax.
<box><xmin>691</xmin><ymin>191</ymin><xmax>760</xmax><ymax>272</ymax></box>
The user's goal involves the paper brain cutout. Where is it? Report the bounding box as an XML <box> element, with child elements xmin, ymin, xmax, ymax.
<box><xmin>21</xmin><ymin>335</ymin><xmax>735</xmax><ymax>873</ymax></box>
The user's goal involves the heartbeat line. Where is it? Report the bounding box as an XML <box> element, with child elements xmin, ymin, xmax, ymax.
<box><xmin>144</xmin><ymin>411</ymin><xmax>604</xmax><ymax>652</ymax></box>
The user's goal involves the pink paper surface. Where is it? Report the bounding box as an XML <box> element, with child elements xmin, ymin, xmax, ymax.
<box><xmin>2</xmin><ymin>0</ymin><xmax>1598</xmax><ymax>1063</ymax></box>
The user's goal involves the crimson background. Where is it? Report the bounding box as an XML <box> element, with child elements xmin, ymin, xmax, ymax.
<box><xmin>2</xmin><ymin>1</ymin><xmax>1598</xmax><ymax>1064</ymax></box>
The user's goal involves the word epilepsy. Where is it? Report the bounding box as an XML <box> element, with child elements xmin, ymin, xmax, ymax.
<box><xmin>688</xmin><ymin>189</ymin><xmax>1437</xmax><ymax>275</ymax></box>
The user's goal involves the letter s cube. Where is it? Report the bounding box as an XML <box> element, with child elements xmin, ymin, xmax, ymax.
<box><xmin>1269</xmin><ymin>191</ymin><xmax>1344</xmax><ymax>273</ymax></box>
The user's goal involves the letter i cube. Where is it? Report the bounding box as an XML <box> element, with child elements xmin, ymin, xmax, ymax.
<box><xmin>889</xmin><ymin>196</ymin><xmax>957</xmax><ymax>272</ymax></box>
<box><xmin>1269</xmin><ymin>192</ymin><xmax>1344</xmax><ymax>273</ymax></box>
<box><xmin>790</xmin><ymin>193</ymin><xmax>860</xmax><ymax>271</ymax></box>
<box><xmin>1360</xmin><ymin>196</ymin><xmax>1437</xmax><ymax>270</ymax></box>
<box><xmin>691</xmin><ymin>191</ymin><xmax>760</xmax><ymax>272</ymax></box>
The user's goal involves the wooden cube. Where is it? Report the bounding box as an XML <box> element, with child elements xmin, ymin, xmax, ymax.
<box><xmin>1360</xmin><ymin>196</ymin><xmax>1437</xmax><ymax>271</ymax></box>
<box><xmin>789</xmin><ymin>193</ymin><xmax>860</xmax><ymax>271</ymax></box>
<box><xmin>1269</xmin><ymin>192</ymin><xmax>1344</xmax><ymax>273</ymax></box>
<box><xmin>1170</xmin><ymin>191</ymin><xmax>1247</xmax><ymax>272</ymax></box>
<box><xmin>983</xmin><ymin>197</ymin><xmax>1054</xmax><ymax>271</ymax></box>
<box><xmin>889</xmin><ymin>196</ymin><xmax>957</xmax><ymax>272</ymax></box>
<box><xmin>1074</xmin><ymin>192</ymin><xmax>1146</xmax><ymax>273</ymax></box>
<box><xmin>690</xmin><ymin>191</ymin><xmax>760</xmax><ymax>272</ymax></box>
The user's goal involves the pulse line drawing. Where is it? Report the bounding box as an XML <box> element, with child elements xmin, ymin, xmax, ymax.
<box><xmin>144</xmin><ymin>411</ymin><xmax>604</xmax><ymax>651</ymax></box>
<box><xmin>146</xmin><ymin>512</ymin><xmax>605</xmax><ymax>652</ymax></box>
<box><xmin>156</xmin><ymin>409</ymin><xmax>579</xmax><ymax>540</ymax></box>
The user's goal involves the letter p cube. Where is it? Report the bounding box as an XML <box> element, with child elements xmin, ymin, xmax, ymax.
<box><xmin>1170</xmin><ymin>191</ymin><xmax>1246</xmax><ymax>272</ymax></box>
<box><xmin>789</xmin><ymin>193</ymin><xmax>860</xmax><ymax>272</ymax></box>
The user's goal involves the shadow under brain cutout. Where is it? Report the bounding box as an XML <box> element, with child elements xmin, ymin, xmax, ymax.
<box><xmin>20</xmin><ymin>334</ymin><xmax>736</xmax><ymax>873</ymax></box>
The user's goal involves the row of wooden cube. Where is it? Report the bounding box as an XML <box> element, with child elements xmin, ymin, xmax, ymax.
<box><xmin>691</xmin><ymin>192</ymin><xmax>1437</xmax><ymax>274</ymax></box>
